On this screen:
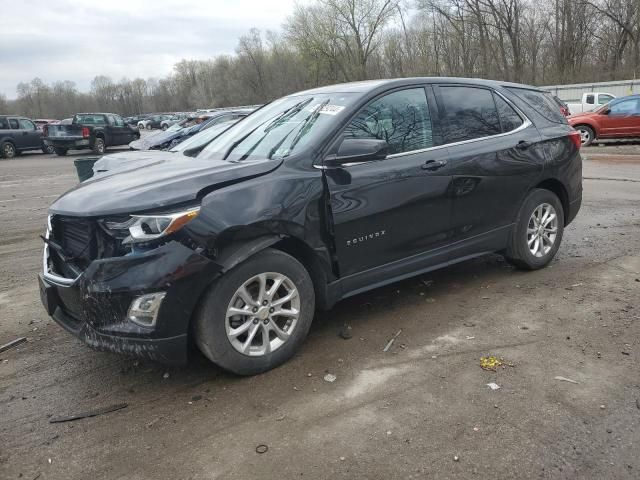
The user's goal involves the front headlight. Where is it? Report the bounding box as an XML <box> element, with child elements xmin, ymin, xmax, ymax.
<box><xmin>125</xmin><ymin>207</ymin><xmax>200</xmax><ymax>243</ymax></box>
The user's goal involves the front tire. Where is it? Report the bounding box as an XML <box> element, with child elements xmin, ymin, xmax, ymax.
<box><xmin>1</xmin><ymin>142</ymin><xmax>16</xmax><ymax>159</ymax></box>
<box><xmin>42</xmin><ymin>143</ymin><xmax>55</xmax><ymax>154</ymax></box>
<box><xmin>575</xmin><ymin>125</ymin><xmax>595</xmax><ymax>147</ymax></box>
<box><xmin>195</xmin><ymin>248</ymin><xmax>315</xmax><ymax>375</ymax></box>
<box><xmin>505</xmin><ymin>189</ymin><xmax>564</xmax><ymax>270</ymax></box>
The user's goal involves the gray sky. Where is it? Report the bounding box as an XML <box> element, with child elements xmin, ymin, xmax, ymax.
<box><xmin>1</xmin><ymin>0</ymin><xmax>299</xmax><ymax>99</ymax></box>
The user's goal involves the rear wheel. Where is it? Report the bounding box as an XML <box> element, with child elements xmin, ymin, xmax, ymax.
<box><xmin>162</xmin><ymin>124</ymin><xmax>168</xmax><ymax>131</ymax></box>
<box><xmin>1</xmin><ymin>142</ymin><xmax>16</xmax><ymax>159</ymax></box>
<box><xmin>146</xmin><ymin>124</ymin><xmax>152</xmax><ymax>130</ymax></box>
<box><xmin>504</xmin><ymin>189</ymin><xmax>564</xmax><ymax>270</ymax></box>
<box><xmin>42</xmin><ymin>143</ymin><xmax>55</xmax><ymax>154</ymax></box>
<box><xmin>92</xmin><ymin>137</ymin><xmax>105</xmax><ymax>155</ymax></box>
<box><xmin>54</xmin><ymin>147</ymin><xmax>67</xmax><ymax>156</ymax></box>
<box><xmin>195</xmin><ymin>248</ymin><xmax>315</xmax><ymax>375</ymax></box>
<box><xmin>575</xmin><ymin>125</ymin><xmax>595</xmax><ymax>147</ymax></box>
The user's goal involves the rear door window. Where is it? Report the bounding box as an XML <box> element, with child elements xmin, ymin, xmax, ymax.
<box><xmin>493</xmin><ymin>94</ymin><xmax>524</xmax><ymax>132</ymax></box>
<box><xmin>0</xmin><ymin>117</ymin><xmax>9</xmax><ymax>129</ymax></box>
<box><xmin>505</xmin><ymin>88</ymin><xmax>567</xmax><ymax>124</ymax></box>
<box><xmin>609</xmin><ymin>99</ymin><xmax>640</xmax><ymax>115</ymax></box>
<box><xmin>586</xmin><ymin>94</ymin><xmax>595</xmax><ymax>104</ymax></box>
<box><xmin>345</xmin><ymin>87</ymin><xmax>434</xmax><ymax>155</ymax></box>
<box><xmin>9</xmin><ymin>118</ymin><xmax>19</xmax><ymax>129</ymax></box>
<box><xmin>438</xmin><ymin>86</ymin><xmax>500</xmax><ymax>143</ymax></box>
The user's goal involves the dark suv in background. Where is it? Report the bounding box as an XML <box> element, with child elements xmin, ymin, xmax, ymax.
<box><xmin>0</xmin><ymin>115</ymin><xmax>49</xmax><ymax>158</ymax></box>
<box><xmin>39</xmin><ymin>77</ymin><xmax>582</xmax><ymax>375</ymax></box>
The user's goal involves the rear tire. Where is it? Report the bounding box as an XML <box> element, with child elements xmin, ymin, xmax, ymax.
<box><xmin>162</xmin><ymin>124</ymin><xmax>168</xmax><ymax>131</ymax></box>
<box><xmin>575</xmin><ymin>125</ymin><xmax>595</xmax><ymax>147</ymax></box>
<box><xmin>53</xmin><ymin>147</ymin><xmax>67</xmax><ymax>156</ymax></box>
<box><xmin>42</xmin><ymin>143</ymin><xmax>55</xmax><ymax>154</ymax></box>
<box><xmin>146</xmin><ymin>124</ymin><xmax>152</xmax><ymax>130</ymax></box>
<box><xmin>1</xmin><ymin>142</ymin><xmax>16</xmax><ymax>159</ymax></box>
<box><xmin>504</xmin><ymin>189</ymin><xmax>564</xmax><ymax>270</ymax></box>
<box><xmin>92</xmin><ymin>137</ymin><xmax>105</xmax><ymax>155</ymax></box>
<box><xmin>195</xmin><ymin>248</ymin><xmax>315</xmax><ymax>375</ymax></box>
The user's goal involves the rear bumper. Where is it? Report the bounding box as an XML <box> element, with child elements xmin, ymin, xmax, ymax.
<box><xmin>46</xmin><ymin>138</ymin><xmax>90</xmax><ymax>149</ymax></box>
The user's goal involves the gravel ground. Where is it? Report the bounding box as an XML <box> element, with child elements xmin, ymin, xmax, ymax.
<box><xmin>0</xmin><ymin>142</ymin><xmax>639</xmax><ymax>480</ymax></box>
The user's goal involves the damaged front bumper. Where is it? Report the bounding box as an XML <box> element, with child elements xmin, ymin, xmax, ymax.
<box><xmin>39</xmin><ymin>241</ymin><xmax>221</xmax><ymax>365</ymax></box>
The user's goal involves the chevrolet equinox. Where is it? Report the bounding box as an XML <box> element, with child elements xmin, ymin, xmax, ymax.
<box><xmin>39</xmin><ymin>78</ymin><xmax>582</xmax><ymax>375</ymax></box>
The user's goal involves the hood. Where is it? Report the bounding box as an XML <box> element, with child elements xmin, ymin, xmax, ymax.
<box><xmin>568</xmin><ymin>110</ymin><xmax>599</xmax><ymax>122</ymax></box>
<box><xmin>50</xmin><ymin>156</ymin><xmax>283</xmax><ymax>216</ymax></box>
<box><xmin>93</xmin><ymin>150</ymin><xmax>176</xmax><ymax>175</ymax></box>
<box><xmin>130</xmin><ymin>129</ymin><xmax>186</xmax><ymax>150</ymax></box>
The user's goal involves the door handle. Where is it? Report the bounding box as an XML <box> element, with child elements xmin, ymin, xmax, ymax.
<box><xmin>421</xmin><ymin>159</ymin><xmax>448</xmax><ymax>171</ymax></box>
<box><xmin>516</xmin><ymin>140</ymin><xmax>532</xmax><ymax>150</ymax></box>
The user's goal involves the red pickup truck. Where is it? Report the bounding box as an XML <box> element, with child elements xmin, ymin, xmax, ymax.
<box><xmin>569</xmin><ymin>94</ymin><xmax>640</xmax><ymax>146</ymax></box>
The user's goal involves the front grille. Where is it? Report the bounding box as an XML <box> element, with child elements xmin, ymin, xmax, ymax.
<box><xmin>48</xmin><ymin>215</ymin><xmax>129</xmax><ymax>278</ymax></box>
<box><xmin>51</xmin><ymin>216</ymin><xmax>96</xmax><ymax>270</ymax></box>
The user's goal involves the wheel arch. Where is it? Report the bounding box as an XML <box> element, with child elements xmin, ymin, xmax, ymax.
<box><xmin>572</xmin><ymin>122</ymin><xmax>598</xmax><ymax>138</ymax></box>
<box><xmin>533</xmin><ymin>178</ymin><xmax>570</xmax><ymax>224</ymax></box>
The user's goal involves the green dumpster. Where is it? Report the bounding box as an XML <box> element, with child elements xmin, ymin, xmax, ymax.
<box><xmin>73</xmin><ymin>157</ymin><xmax>100</xmax><ymax>182</ymax></box>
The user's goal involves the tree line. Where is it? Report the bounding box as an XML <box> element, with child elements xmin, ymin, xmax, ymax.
<box><xmin>3</xmin><ymin>0</ymin><xmax>639</xmax><ymax>119</ymax></box>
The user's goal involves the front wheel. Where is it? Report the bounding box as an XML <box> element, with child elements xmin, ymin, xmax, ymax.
<box><xmin>504</xmin><ymin>189</ymin><xmax>564</xmax><ymax>270</ymax></box>
<box><xmin>42</xmin><ymin>143</ymin><xmax>55</xmax><ymax>154</ymax></box>
<box><xmin>575</xmin><ymin>125</ymin><xmax>595</xmax><ymax>147</ymax></box>
<box><xmin>162</xmin><ymin>124</ymin><xmax>168</xmax><ymax>131</ymax></box>
<box><xmin>195</xmin><ymin>248</ymin><xmax>315</xmax><ymax>375</ymax></box>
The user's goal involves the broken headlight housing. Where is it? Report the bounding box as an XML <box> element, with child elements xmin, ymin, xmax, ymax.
<box><xmin>103</xmin><ymin>207</ymin><xmax>200</xmax><ymax>245</ymax></box>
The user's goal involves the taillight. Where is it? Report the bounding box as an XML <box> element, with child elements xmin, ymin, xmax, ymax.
<box><xmin>569</xmin><ymin>130</ymin><xmax>581</xmax><ymax>150</ymax></box>
<box><xmin>82</xmin><ymin>127</ymin><xmax>90</xmax><ymax>138</ymax></box>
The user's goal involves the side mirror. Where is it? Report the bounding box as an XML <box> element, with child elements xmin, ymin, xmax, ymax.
<box><xmin>601</xmin><ymin>108</ymin><xmax>610</xmax><ymax>115</ymax></box>
<box><xmin>325</xmin><ymin>138</ymin><xmax>389</xmax><ymax>168</ymax></box>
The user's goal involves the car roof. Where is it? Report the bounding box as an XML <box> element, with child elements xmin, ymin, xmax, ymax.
<box><xmin>291</xmin><ymin>77</ymin><xmax>543</xmax><ymax>97</ymax></box>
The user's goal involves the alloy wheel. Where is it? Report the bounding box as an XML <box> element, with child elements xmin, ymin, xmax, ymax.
<box><xmin>225</xmin><ymin>272</ymin><xmax>300</xmax><ymax>357</ymax></box>
<box><xmin>3</xmin><ymin>143</ymin><xmax>15</xmax><ymax>158</ymax></box>
<box><xmin>527</xmin><ymin>203</ymin><xmax>558</xmax><ymax>257</ymax></box>
<box><xmin>578</xmin><ymin>128</ymin><xmax>591</xmax><ymax>144</ymax></box>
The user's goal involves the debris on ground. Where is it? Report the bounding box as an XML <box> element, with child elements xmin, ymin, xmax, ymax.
<box><xmin>162</xmin><ymin>372</ymin><xmax>170</xmax><ymax>379</ymax></box>
<box><xmin>383</xmin><ymin>329</ymin><xmax>403</xmax><ymax>352</ymax></box>
<box><xmin>324</xmin><ymin>373</ymin><xmax>337</xmax><ymax>383</ymax></box>
<box><xmin>554</xmin><ymin>376</ymin><xmax>580</xmax><ymax>384</ymax></box>
<box><xmin>635</xmin><ymin>399</ymin><xmax>640</xmax><ymax>410</ymax></box>
<box><xmin>255</xmin><ymin>444</ymin><xmax>268</xmax><ymax>454</ymax></box>
<box><xmin>421</xmin><ymin>279</ymin><xmax>434</xmax><ymax>287</ymax></box>
<box><xmin>463</xmin><ymin>322</ymin><xmax>476</xmax><ymax>327</ymax></box>
<box><xmin>0</xmin><ymin>337</ymin><xmax>27</xmax><ymax>353</ymax></box>
<box><xmin>191</xmin><ymin>395</ymin><xmax>202</xmax><ymax>402</ymax></box>
<box><xmin>453</xmin><ymin>455</ymin><xmax>460</xmax><ymax>462</ymax></box>
<box><xmin>339</xmin><ymin>324</ymin><xmax>353</xmax><ymax>340</ymax></box>
<box><xmin>465</xmin><ymin>336</ymin><xmax>475</xmax><ymax>340</ymax></box>
<box><xmin>486</xmin><ymin>383</ymin><xmax>501</xmax><ymax>391</ymax></box>
<box><xmin>480</xmin><ymin>355</ymin><xmax>507</xmax><ymax>371</ymax></box>
<box><xmin>49</xmin><ymin>403</ymin><xmax>128</xmax><ymax>423</ymax></box>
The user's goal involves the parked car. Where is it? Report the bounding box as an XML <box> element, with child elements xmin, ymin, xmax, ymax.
<box><xmin>160</xmin><ymin>114</ymin><xmax>190</xmax><ymax>131</ymax></box>
<box><xmin>39</xmin><ymin>78</ymin><xmax>582</xmax><ymax>374</ymax></box>
<box><xmin>129</xmin><ymin>110</ymin><xmax>252</xmax><ymax>151</ymax></box>
<box><xmin>92</xmin><ymin>120</ymin><xmax>237</xmax><ymax>176</ymax></box>
<box><xmin>567</xmin><ymin>92</ymin><xmax>615</xmax><ymax>115</ymax></box>
<box><xmin>124</xmin><ymin>114</ymin><xmax>149</xmax><ymax>126</ymax></box>
<box><xmin>44</xmin><ymin>113</ymin><xmax>140</xmax><ymax>156</ymax></box>
<box><xmin>138</xmin><ymin>114</ymin><xmax>172</xmax><ymax>130</ymax></box>
<box><xmin>0</xmin><ymin>115</ymin><xmax>50</xmax><ymax>158</ymax></box>
<box><xmin>568</xmin><ymin>94</ymin><xmax>640</xmax><ymax>146</ymax></box>
<box><xmin>34</xmin><ymin>119</ymin><xmax>59</xmax><ymax>130</ymax></box>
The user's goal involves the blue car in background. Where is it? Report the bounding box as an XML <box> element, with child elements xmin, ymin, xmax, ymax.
<box><xmin>129</xmin><ymin>109</ymin><xmax>256</xmax><ymax>151</ymax></box>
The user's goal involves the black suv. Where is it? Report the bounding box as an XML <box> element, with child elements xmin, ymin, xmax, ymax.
<box><xmin>39</xmin><ymin>78</ymin><xmax>582</xmax><ymax>374</ymax></box>
<box><xmin>0</xmin><ymin>116</ymin><xmax>48</xmax><ymax>158</ymax></box>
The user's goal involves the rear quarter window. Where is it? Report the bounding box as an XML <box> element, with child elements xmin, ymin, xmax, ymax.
<box><xmin>505</xmin><ymin>88</ymin><xmax>567</xmax><ymax>124</ymax></box>
<box><xmin>0</xmin><ymin>117</ymin><xmax>8</xmax><ymax>129</ymax></box>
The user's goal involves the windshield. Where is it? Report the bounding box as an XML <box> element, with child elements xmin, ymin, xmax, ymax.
<box><xmin>167</xmin><ymin>123</ymin><xmax>183</xmax><ymax>132</ymax></box>
<box><xmin>170</xmin><ymin>121</ymin><xmax>236</xmax><ymax>154</ymax></box>
<box><xmin>197</xmin><ymin>93</ymin><xmax>356</xmax><ymax>161</ymax></box>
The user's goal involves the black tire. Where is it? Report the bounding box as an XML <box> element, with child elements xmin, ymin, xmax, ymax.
<box><xmin>504</xmin><ymin>189</ymin><xmax>564</xmax><ymax>270</ymax></box>
<box><xmin>146</xmin><ymin>124</ymin><xmax>152</xmax><ymax>130</ymax></box>
<box><xmin>195</xmin><ymin>248</ymin><xmax>315</xmax><ymax>375</ymax></box>
<box><xmin>42</xmin><ymin>143</ymin><xmax>55</xmax><ymax>154</ymax></box>
<box><xmin>1</xmin><ymin>142</ymin><xmax>16</xmax><ymax>159</ymax></box>
<box><xmin>575</xmin><ymin>124</ymin><xmax>595</xmax><ymax>147</ymax></box>
<box><xmin>162</xmin><ymin>124</ymin><xmax>168</xmax><ymax>131</ymax></box>
<box><xmin>92</xmin><ymin>137</ymin><xmax>106</xmax><ymax>155</ymax></box>
<box><xmin>53</xmin><ymin>147</ymin><xmax>67</xmax><ymax>156</ymax></box>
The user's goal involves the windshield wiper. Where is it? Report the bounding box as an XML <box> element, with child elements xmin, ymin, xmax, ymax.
<box><xmin>279</xmin><ymin>99</ymin><xmax>330</xmax><ymax>158</ymax></box>
<box><xmin>222</xmin><ymin>98</ymin><xmax>313</xmax><ymax>161</ymax></box>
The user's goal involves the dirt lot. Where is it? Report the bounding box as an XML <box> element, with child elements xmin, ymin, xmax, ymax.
<box><xmin>1</xmin><ymin>144</ymin><xmax>639</xmax><ymax>480</ymax></box>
